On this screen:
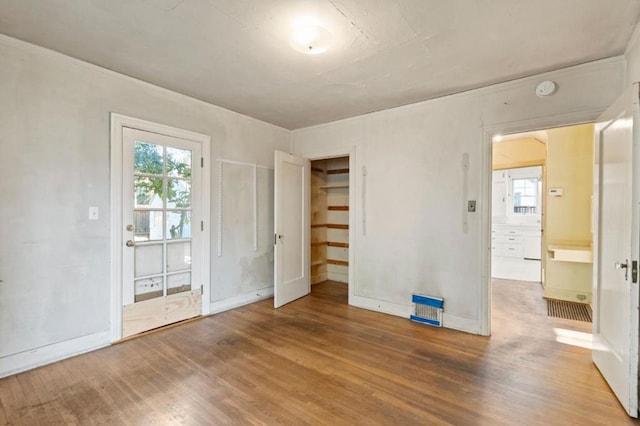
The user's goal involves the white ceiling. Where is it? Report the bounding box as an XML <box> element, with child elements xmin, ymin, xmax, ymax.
<box><xmin>1</xmin><ymin>1</ymin><xmax>639</xmax><ymax>130</ymax></box>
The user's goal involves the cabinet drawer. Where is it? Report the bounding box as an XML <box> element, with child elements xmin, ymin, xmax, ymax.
<box><xmin>492</xmin><ymin>228</ymin><xmax>523</xmax><ymax>236</ymax></box>
<box><xmin>495</xmin><ymin>235</ymin><xmax>521</xmax><ymax>244</ymax></box>
<box><xmin>502</xmin><ymin>244</ymin><xmax>523</xmax><ymax>258</ymax></box>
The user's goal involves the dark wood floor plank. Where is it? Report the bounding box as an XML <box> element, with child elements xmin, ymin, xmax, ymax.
<box><xmin>0</xmin><ymin>279</ymin><xmax>637</xmax><ymax>425</ymax></box>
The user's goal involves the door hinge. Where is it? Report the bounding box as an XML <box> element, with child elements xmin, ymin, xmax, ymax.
<box><xmin>201</xmin><ymin>220</ymin><xmax>204</xmax><ymax>231</ymax></box>
<box><xmin>201</xmin><ymin>157</ymin><xmax>204</xmax><ymax>168</ymax></box>
<box><xmin>274</xmin><ymin>233</ymin><xmax>277</xmax><ymax>246</ymax></box>
<box><xmin>632</xmin><ymin>260</ymin><xmax>638</xmax><ymax>283</ymax></box>
<box><xmin>201</xmin><ymin>284</ymin><xmax>203</xmax><ymax>293</ymax></box>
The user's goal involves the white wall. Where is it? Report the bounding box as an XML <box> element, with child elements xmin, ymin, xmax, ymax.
<box><xmin>292</xmin><ymin>57</ymin><xmax>626</xmax><ymax>333</ymax></box>
<box><xmin>0</xmin><ymin>27</ymin><xmax>632</xmax><ymax>376</ymax></box>
<box><xmin>0</xmin><ymin>34</ymin><xmax>289</xmax><ymax>376</ymax></box>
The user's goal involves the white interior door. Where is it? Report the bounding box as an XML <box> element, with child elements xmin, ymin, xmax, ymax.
<box><xmin>274</xmin><ymin>150</ymin><xmax>310</xmax><ymax>308</ymax></box>
<box><xmin>593</xmin><ymin>84</ymin><xmax>640</xmax><ymax>417</ymax></box>
<box><xmin>121</xmin><ymin>127</ymin><xmax>203</xmax><ymax>337</ymax></box>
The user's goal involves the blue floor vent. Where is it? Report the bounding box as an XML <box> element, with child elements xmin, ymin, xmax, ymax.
<box><xmin>410</xmin><ymin>294</ymin><xmax>444</xmax><ymax>327</ymax></box>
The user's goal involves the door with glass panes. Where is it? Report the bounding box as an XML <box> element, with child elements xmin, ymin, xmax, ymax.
<box><xmin>122</xmin><ymin>128</ymin><xmax>203</xmax><ymax>338</ymax></box>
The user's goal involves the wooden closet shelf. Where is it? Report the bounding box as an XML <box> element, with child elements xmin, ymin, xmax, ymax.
<box><xmin>327</xmin><ymin>168</ymin><xmax>349</xmax><ymax>175</ymax></box>
<box><xmin>312</xmin><ymin>224</ymin><xmax>349</xmax><ymax>229</ymax></box>
<box><xmin>311</xmin><ymin>260</ymin><xmax>325</xmax><ymax>267</ymax></box>
<box><xmin>319</xmin><ymin>185</ymin><xmax>349</xmax><ymax>189</ymax></box>
<box><xmin>327</xmin><ymin>259</ymin><xmax>349</xmax><ymax>266</ymax></box>
<box><xmin>327</xmin><ymin>242</ymin><xmax>349</xmax><ymax>248</ymax></box>
<box><xmin>328</xmin><ymin>205</ymin><xmax>349</xmax><ymax>211</ymax></box>
<box><xmin>327</xmin><ymin>224</ymin><xmax>349</xmax><ymax>229</ymax></box>
<box><xmin>311</xmin><ymin>167</ymin><xmax>325</xmax><ymax>173</ymax></box>
<box><xmin>311</xmin><ymin>241</ymin><xmax>349</xmax><ymax>248</ymax></box>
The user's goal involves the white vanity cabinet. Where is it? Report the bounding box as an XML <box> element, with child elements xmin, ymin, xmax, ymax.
<box><xmin>491</xmin><ymin>225</ymin><xmax>541</xmax><ymax>282</ymax></box>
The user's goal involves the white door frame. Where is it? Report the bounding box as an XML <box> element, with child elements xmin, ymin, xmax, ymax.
<box><xmin>480</xmin><ymin>109</ymin><xmax>605</xmax><ymax>335</ymax></box>
<box><xmin>300</xmin><ymin>146</ymin><xmax>356</xmax><ymax>305</ymax></box>
<box><xmin>110</xmin><ymin>113</ymin><xmax>211</xmax><ymax>342</ymax></box>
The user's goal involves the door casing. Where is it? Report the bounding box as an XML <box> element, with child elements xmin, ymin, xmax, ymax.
<box><xmin>110</xmin><ymin>113</ymin><xmax>211</xmax><ymax>342</ymax></box>
<box><xmin>481</xmin><ymin>109</ymin><xmax>608</xmax><ymax>335</ymax></box>
<box><xmin>291</xmin><ymin>146</ymin><xmax>357</xmax><ymax>306</ymax></box>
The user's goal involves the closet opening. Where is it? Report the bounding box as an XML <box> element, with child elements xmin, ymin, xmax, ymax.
<box><xmin>310</xmin><ymin>156</ymin><xmax>350</xmax><ymax>301</ymax></box>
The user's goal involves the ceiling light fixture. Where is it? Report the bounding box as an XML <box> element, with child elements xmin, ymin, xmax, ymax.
<box><xmin>290</xmin><ymin>17</ymin><xmax>332</xmax><ymax>55</ymax></box>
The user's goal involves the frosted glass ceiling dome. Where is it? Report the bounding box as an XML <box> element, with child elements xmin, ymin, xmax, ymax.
<box><xmin>290</xmin><ymin>17</ymin><xmax>332</xmax><ymax>55</ymax></box>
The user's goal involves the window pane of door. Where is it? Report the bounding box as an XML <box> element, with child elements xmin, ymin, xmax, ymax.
<box><xmin>167</xmin><ymin>272</ymin><xmax>191</xmax><ymax>295</ymax></box>
<box><xmin>167</xmin><ymin>242</ymin><xmax>191</xmax><ymax>272</ymax></box>
<box><xmin>167</xmin><ymin>147</ymin><xmax>192</xmax><ymax>178</ymax></box>
<box><xmin>134</xmin><ymin>244</ymin><xmax>163</xmax><ymax>277</ymax></box>
<box><xmin>135</xmin><ymin>177</ymin><xmax>163</xmax><ymax>208</ymax></box>
<box><xmin>134</xmin><ymin>276</ymin><xmax>164</xmax><ymax>302</ymax></box>
<box><xmin>133</xmin><ymin>211</ymin><xmax>163</xmax><ymax>241</ymax></box>
<box><xmin>167</xmin><ymin>179</ymin><xmax>191</xmax><ymax>208</ymax></box>
<box><xmin>167</xmin><ymin>211</ymin><xmax>191</xmax><ymax>239</ymax></box>
<box><xmin>134</xmin><ymin>142</ymin><xmax>164</xmax><ymax>175</ymax></box>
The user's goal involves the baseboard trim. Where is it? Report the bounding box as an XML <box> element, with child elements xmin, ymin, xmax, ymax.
<box><xmin>0</xmin><ymin>331</ymin><xmax>111</xmax><ymax>379</ymax></box>
<box><xmin>351</xmin><ymin>294</ymin><xmax>412</xmax><ymax>318</ymax></box>
<box><xmin>327</xmin><ymin>272</ymin><xmax>348</xmax><ymax>283</ymax></box>
<box><xmin>350</xmin><ymin>294</ymin><xmax>481</xmax><ymax>334</ymax></box>
<box><xmin>442</xmin><ymin>313</ymin><xmax>482</xmax><ymax>334</ymax></box>
<box><xmin>210</xmin><ymin>286</ymin><xmax>274</xmax><ymax>314</ymax></box>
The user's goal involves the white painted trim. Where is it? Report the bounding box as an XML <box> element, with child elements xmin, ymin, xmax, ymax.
<box><xmin>0</xmin><ymin>331</ymin><xmax>110</xmax><ymax>379</ymax></box>
<box><xmin>110</xmin><ymin>115</ymin><xmax>124</xmax><ymax>343</ymax></box>
<box><xmin>481</xmin><ymin>108</ymin><xmax>606</xmax><ymax>337</ymax></box>
<box><xmin>478</xmin><ymin>129</ymin><xmax>492</xmax><ymax>336</ymax></box>
<box><xmin>217</xmin><ymin>158</ymin><xmax>272</xmax><ymax>169</ymax></box>
<box><xmin>351</xmin><ymin>295</ymin><xmax>412</xmax><ymax>318</ymax></box>
<box><xmin>110</xmin><ymin>113</ymin><xmax>212</xmax><ymax>341</ymax></box>
<box><xmin>253</xmin><ymin>164</ymin><xmax>258</xmax><ymax>252</ymax></box>
<box><xmin>217</xmin><ymin>159</ymin><xmax>223</xmax><ymax>257</ymax></box>
<box><xmin>215</xmin><ymin>158</ymin><xmax>273</xmax><ymax>257</ymax></box>
<box><xmin>210</xmin><ymin>286</ymin><xmax>274</xmax><ymax>314</ymax></box>
<box><xmin>442</xmin><ymin>313</ymin><xmax>482</xmax><ymax>334</ymax></box>
<box><xmin>201</xmin><ymin>139</ymin><xmax>211</xmax><ymax>316</ymax></box>
<box><xmin>327</xmin><ymin>272</ymin><xmax>348</xmax><ymax>283</ymax></box>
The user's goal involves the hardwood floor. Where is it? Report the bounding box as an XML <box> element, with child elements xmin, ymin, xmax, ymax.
<box><xmin>1</xmin><ymin>280</ymin><xmax>637</xmax><ymax>425</ymax></box>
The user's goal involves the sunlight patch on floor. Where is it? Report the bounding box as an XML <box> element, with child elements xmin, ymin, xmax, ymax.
<box><xmin>553</xmin><ymin>328</ymin><xmax>593</xmax><ymax>350</ymax></box>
